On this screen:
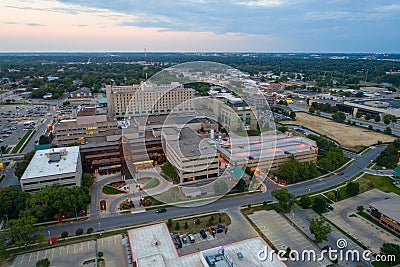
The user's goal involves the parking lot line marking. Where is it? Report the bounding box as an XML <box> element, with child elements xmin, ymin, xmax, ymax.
<box><xmin>51</xmin><ymin>249</ymin><xmax>54</xmax><ymax>258</ymax></box>
<box><xmin>59</xmin><ymin>247</ymin><xmax>63</xmax><ymax>256</ymax></box>
<box><xmin>66</xmin><ymin>245</ymin><xmax>69</xmax><ymax>255</ymax></box>
<box><xmin>44</xmin><ymin>250</ymin><xmax>47</xmax><ymax>258</ymax></box>
<box><xmin>114</xmin><ymin>235</ymin><xmax>117</xmax><ymax>243</ymax></box>
<box><xmin>36</xmin><ymin>251</ymin><xmax>40</xmax><ymax>261</ymax></box>
<box><xmin>19</xmin><ymin>254</ymin><xmax>25</xmax><ymax>265</ymax></box>
<box><xmin>102</xmin><ymin>239</ymin><xmax>104</xmax><ymax>246</ymax></box>
<box><xmin>28</xmin><ymin>253</ymin><xmax>32</xmax><ymax>263</ymax></box>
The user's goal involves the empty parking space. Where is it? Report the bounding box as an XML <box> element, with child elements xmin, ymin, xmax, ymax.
<box><xmin>14</xmin><ymin>235</ymin><xmax>126</xmax><ymax>267</ymax></box>
<box><xmin>249</xmin><ymin>210</ymin><xmax>330</xmax><ymax>267</ymax></box>
<box><xmin>324</xmin><ymin>189</ymin><xmax>400</xmax><ymax>254</ymax></box>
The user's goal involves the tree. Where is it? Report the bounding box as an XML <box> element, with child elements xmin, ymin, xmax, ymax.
<box><xmin>62</xmin><ymin>101</ymin><xmax>70</xmax><ymax>107</ymax></box>
<box><xmin>312</xmin><ymin>196</ymin><xmax>326</xmax><ymax>214</ymax></box>
<box><xmin>0</xmin><ymin>186</ymin><xmax>30</xmax><ymax>219</ymax></box>
<box><xmin>384</xmin><ymin>126</ymin><xmax>392</xmax><ymax>135</ymax></box>
<box><xmin>36</xmin><ymin>258</ymin><xmax>50</xmax><ymax>267</ymax></box>
<box><xmin>365</xmin><ymin>114</ymin><xmax>372</xmax><ymax>121</ymax></box>
<box><xmin>8</xmin><ymin>211</ymin><xmax>38</xmax><ymax>246</ymax></box>
<box><xmin>14</xmin><ymin>150</ymin><xmax>35</xmax><ymax>179</ymax></box>
<box><xmin>289</xmin><ymin>111</ymin><xmax>296</xmax><ymax>120</ymax></box>
<box><xmin>356</xmin><ymin>112</ymin><xmax>362</xmax><ymax>118</ymax></box>
<box><xmin>277</xmin><ymin>126</ymin><xmax>288</xmax><ymax>133</ymax></box>
<box><xmin>374</xmin><ymin>115</ymin><xmax>381</xmax><ymax>122</ymax></box>
<box><xmin>309</xmin><ymin>106</ymin><xmax>315</xmax><ymax>114</ymax></box>
<box><xmin>299</xmin><ymin>195</ymin><xmax>311</xmax><ymax>209</ymax></box>
<box><xmin>346</xmin><ymin>181</ymin><xmax>359</xmax><ymax>197</ymax></box>
<box><xmin>184</xmin><ymin>222</ymin><xmax>188</xmax><ymax>229</ymax></box>
<box><xmin>375</xmin><ymin>139</ymin><xmax>400</xmax><ymax>169</ymax></box>
<box><xmin>38</xmin><ymin>134</ymin><xmax>49</xmax><ymax>145</ymax></box>
<box><xmin>75</xmin><ymin>228</ymin><xmax>84</xmax><ymax>236</ymax></box>
<box><xmin>271</xmin><ymin>188</ymin><xmax>295</xmax><ymax>212</ymax></box>
<box><xmin>82</xmin><ymin>173</ymin><xmax>96</xmax><ymax>188</ymax></box>
<box><xmin>167</xmin><ymin>218</ymin><xmax>173</xmax><ymax>228</ymax></box>
<box><xmin>309</xmin><ymin>216</ymin><xmax>331</xmax><ymax>243</ymax></box>
<box><xmin>380</xmin><ymin>243</ymin><xmax>400</xmax><ymax>265</ymax></box>
<box><xmin>231</xmin><ymin>178</ymin><xmax>246</xmax><ymax>193</ymax></box>
<box><xmin>332</xmin><ymin>111</ymin><xmax>346</xmax><ymax>123</ymax></box>
<box><xmin>161</xmin><ymin>162</ymin><xmax>178</xmax><ymax>183</ymax></box>
<box><xmin>175</xmin><ymin>222</ymin><xmax>180</xmax><ymax>231</ymax></box>
<box><xmin>87</xmin><ymin>227</ymin><xmax>94</xmax><ymax>234</ymax></box>
<box><xmin>384</xmin><ymin>117</ymin><xmax>391</xmax><ymax>125</ymax></box>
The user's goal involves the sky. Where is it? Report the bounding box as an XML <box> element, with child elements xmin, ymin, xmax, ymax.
<box><xmin>0</xmin><ymin>0</ymin><xmax>399</xmax><ymax>52</ymax></box>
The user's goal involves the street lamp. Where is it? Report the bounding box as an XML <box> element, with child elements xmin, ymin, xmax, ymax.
<box><xmin>98</xmin><ymin>222</ymin><xmax>101</xmax><ymax>235</ymax></box>
<box><xmin>74</xmin><ymin>204</ymin><xmax>78</xmax><ymax>221</ymax></box>
<box><xmin>48</xmin><ymin>230</ymin><xmax>52</xmax><ymax>245</ymax></box>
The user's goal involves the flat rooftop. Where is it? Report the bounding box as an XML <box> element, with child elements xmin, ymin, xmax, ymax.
<box><xmin>21</xmin><ymin>146</ymin><xmax>80</xmax><ymax>180</ymax></box>
<box><xmin>166</xmin><ymin>127</ymin><xmax>216</xmax><ymax>158</ymax></box>
<box><xmin>369</xmin><ymin>195</ymin><xmax>400</xmax><ymax>222</ymax></box>
<box><xmin>219</xmin><ymin>134</ymin><xmax>316</xmax><ymax>160</ymax></box>
<box><xmin>127</xmin><ymin>223</ymin><xmax>285</xmax><ymax>267</ymax></box>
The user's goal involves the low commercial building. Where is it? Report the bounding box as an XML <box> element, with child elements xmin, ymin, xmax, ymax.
<box><xmin>53</xmin><ymin>114</ymin><xmax>118</xmax><ymax>146</ymax></box>
<box><xmin>337</xmin><ymin>99</ymin><xmax>400</xmax><ymax>119</ymax></box>
<box><xmin>20</xmin><ymin>146</ymin><xmax>82</xmax><ymax>193</ymax></box>
<box><xmin>126</xmin><ymin>223</ymin><xmax>285</xmax><ymax>267</ymax></box>
<box><xmin>69</xmin><ymin>87</ymin><xmax>92</xmax><ymax>99</ymax></box>
<box><xmin>368</xmin><ymin>196</ymin><xmax>400</xmax><ymax>234</ymax></box>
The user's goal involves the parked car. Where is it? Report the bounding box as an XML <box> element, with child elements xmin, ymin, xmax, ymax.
<box><xmin>216</xmin><ymin>224</ymin><xmax>225</xmax><ymax>233</ymax></box>
<box><xmin>156</xmin><ymin>208</ymin><xmax>167</xmax><ymax>213</ymax></box>
<box><xmin>182</xmin><ymin>237</ymin><xmax>188</xmax><ymax>244</ymax></box>
<box><xmin>200</xmin><ymin>230</ymin><xmax>207</xmax><ymax>239</ymax></box>
<box><xmin>327</xmin><ymin>205</ymin><xmax>334</xmax><ymax>211</ymax></box>
<box><xmin>188</xmin><ymin>234</ymin><xmax>195</xmax><ymax>243</ymax></box>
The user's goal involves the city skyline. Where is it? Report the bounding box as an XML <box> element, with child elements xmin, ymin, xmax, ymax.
<box><xmin>0</xmin><ymin>0</ymin><xmax>399</xmax><ymax>52</ymax></box>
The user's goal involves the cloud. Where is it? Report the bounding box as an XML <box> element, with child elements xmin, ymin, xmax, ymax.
<box><xmin>238</xmin><ymin>0</ymin><xmax>281</xmax><ymax>7</ymax></box>
<box><xmin>26</xmin><ymin>23</ymin><xmax>46</xmax><ymax>27</ymax></box>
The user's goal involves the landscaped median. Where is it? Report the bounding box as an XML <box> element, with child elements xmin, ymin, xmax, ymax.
<box><xmin>11</xmin><ymin>129</ymin><xmax>35</xmax><ymax>154</ymax></box>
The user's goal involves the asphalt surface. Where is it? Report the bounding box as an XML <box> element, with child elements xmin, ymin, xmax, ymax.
<box><xmin>38</xmin><ymin>145</ymin><xmax>386</xmax><ymax>237</ymax></box>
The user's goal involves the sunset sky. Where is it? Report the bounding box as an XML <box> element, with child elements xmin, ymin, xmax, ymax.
<box><xmin>0</xmin><ymin>0</ymin><xmax>399</xmax><ymax>52</ymax></box>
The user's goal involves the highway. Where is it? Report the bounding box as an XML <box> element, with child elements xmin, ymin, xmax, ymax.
<box><xmin>39</xmin><ymin>145</ymin><xmax>386</xmax><ymax>237</ymax></box>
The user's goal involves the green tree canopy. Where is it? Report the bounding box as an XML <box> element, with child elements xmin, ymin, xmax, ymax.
<box><xmin>309</xmin><ymin>216</ymin><xmax>331</xmax><ymax>243</ymax></box>
<box><xmin>346</xmin><ymin>181</ymin><xmax>360</xmax><ymax>197</ymax></box>
<box><xmin>312</xmin><ymin>196</ymin><xmax>327</xmax><ymax>214</ymax></box>
<box><xmin>380</xmin><ymin>243</ymin><xmax>400</xmax><ymax>265</ymax></box>
<box><xmin>271</xmin><ymin>188</ymin><xmax>295</xmax><ymax>212</ymax></box>
<box><xmin>8</xmin><ymin>211</ymin><xmax>38</xmax><ymax>246</ymax></box>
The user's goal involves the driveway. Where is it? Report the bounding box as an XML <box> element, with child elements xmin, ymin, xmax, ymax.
<box><xmin>324</xmin><ymin>189</ymin><xmax>400</xmax><ymax>254</ymax></box>
<box><xmin>13</xmin><ymin>235</ymin><xmax>127</xmax><ymax>267</ymax></box>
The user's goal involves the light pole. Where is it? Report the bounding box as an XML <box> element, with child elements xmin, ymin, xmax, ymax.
<box><xmin>74</xmin><ymin>204</ymin><xmax>78</xmax><ymax>221</ymax></box>
<box><xmin>48</xmin><ymin>230</ymin><xmax>52</xmax><ymax>245</ymax></box>
<box><xmin>98</xmin><ymin>222</ymin><xmax>101</xmax><ymax>236</ymax></box>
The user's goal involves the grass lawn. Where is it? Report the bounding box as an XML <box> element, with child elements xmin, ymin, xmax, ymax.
<box><xmin>152</xmin><ymin>186</ymin><xmax>186</xmax><ymax>203</ymax></box>
<box><xmin>282</xmin><ymin>113</ymin><xmax>395</xmax><ymax>151</ymax></box>
<box><xmin>102</xmin><ymin>185</ymin><xmax>125</xmax><ymax>195</ymax></box>
<box><xmin>143</xmin><ymin>178</ymin><xmax>160</xmax><ymax>190</ymax></box>
<box><xmin>11</xmin><ymin>130</ymin><xmax>33</xmax><ymax>153</ymax></box>
<box><xmin>358</xmin><ymin>174</ymin><xmax>400</xmax><ymax>195</ymax></box>
<box><xmin>324</xmin><ymin>173</ymin><xmax>400</xmax><ymax>202</ymax></box>
<box><xmin>167</xmin><ymin>213</ymin><xmax>231</xmax><ymax>234</ymax></box>
<box><xmin>137</xmin><ymin>177</ymin><xmax>152</xmax><ymax>184</ymax></box>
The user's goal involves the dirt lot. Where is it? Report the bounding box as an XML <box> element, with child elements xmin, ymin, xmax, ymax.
<box><xmin>283</xmin><ymin>113</ymin><xmax>395</xmax><ymax>150</ymax></box>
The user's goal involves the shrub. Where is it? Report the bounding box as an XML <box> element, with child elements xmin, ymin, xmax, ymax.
<box><xmin>175</xmin><ymin>222</ymin><xmax>180</xmax><ymax>231</ymax></box>
<box><xmin>75</xmin><ymin>228</ymin><xmax>84</xmax><ymax>236</ymax></box>
<box><xmin>61</xmin><ymin>231</ymin><xmax>68</xmax><ymax>238</ymax></box>
<box><xmin>87</xmin><ymin>227</ymin><xmax>94</xmax><ymax>234</ymax></box>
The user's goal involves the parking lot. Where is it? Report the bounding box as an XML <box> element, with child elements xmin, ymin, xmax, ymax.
<box><xmin>248</xmin><ymin>210</ymin><xmax>331</xmax><ymax>267</ymax></box>
<box><xmin>13</xmin><ymin>235</ymin><xmax>127</xmax><ymax>267</ymax></box>
<box><xmin>324</xmin><ymin>189</ymin><xmax>400</xmax><ymax>254</ymax></box>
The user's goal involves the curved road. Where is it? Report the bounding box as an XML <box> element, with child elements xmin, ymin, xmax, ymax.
<box><xmin>40</xmin><ymin>145</ymin><xmax>386</xmax><ymax>236</ymax></box>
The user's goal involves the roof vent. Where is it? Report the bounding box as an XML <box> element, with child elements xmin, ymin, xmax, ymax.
<box><xmin>48</xmin><ymin>153</ymin><xmax>61</xmax><ymax>163</ymax></box>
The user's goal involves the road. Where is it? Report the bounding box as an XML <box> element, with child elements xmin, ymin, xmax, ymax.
<box><xmin>39</xmin><ymin>145</ymin><xmax>386</xmax><ymax>237</ymax></box>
